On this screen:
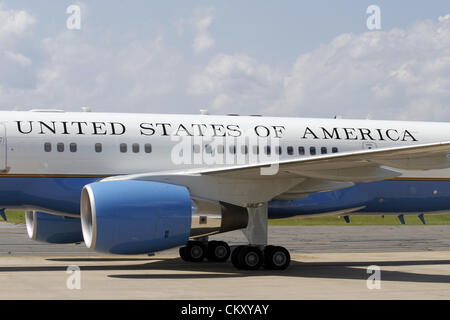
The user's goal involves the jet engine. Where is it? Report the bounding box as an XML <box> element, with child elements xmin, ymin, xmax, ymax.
<box><xmin>25</xmin><ymin>211</ymin><xmax>83</xmax><ymax>244</ymax></box>
<box><xmin>80</xmin><ymin>180</ymin><xmax>248</xmax><ymax>254</ymax></box>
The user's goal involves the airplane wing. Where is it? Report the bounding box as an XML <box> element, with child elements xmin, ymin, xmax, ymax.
<box><xmin>103</xmin><ymin>141</ymin><xmax>450</xmax><ymax>206</ymax></box>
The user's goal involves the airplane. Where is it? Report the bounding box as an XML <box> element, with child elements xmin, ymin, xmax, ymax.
<box><xmin>1</xmin><ymin>108</ymin><xmax>450</xmax><ymax>271</ymax></box>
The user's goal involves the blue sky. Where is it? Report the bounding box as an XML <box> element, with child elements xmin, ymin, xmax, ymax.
<box><xmin>9</xmin><ymin>1</ymin><xmax>450</xmax><ymax>62</ymax></box>
<box><xmin>0</xmin><ymin>1</ymin><xmax>450</xmax><ymax>120</ymax></box>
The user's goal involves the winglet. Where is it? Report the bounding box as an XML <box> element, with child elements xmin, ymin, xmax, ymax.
<box><xmin>343</xmin><ymin>216</ymin><xmax>351</xmax><ymax>224</ymax></box>
<box><xmin>398</xmin><ymin>214</ymin><xmax>405</xmax><ymax>225</ymax></box>
<box><xmin>0</xmin><ymin>209</ymin><xmax>6</xmax><ymax>222</ymax></box>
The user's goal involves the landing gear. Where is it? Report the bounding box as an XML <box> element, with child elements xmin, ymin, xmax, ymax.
<box><xmin>232</xmin><ymin>202</ymin><xmax>291</xmax><ymax>270</ymax></box>
<box><xmin>179</xmin><ymin>240</ymin><xmax>230</xmax><ymax>262</ymax></box>
<box><xmin>179</xmin><ymin>202</ymin><xmax>292</xmax><ymax>270</ymax></box>
<box><xmin>180</xmin><ymin>241</ymin><xmax>291</xmax><ymax>270</ymax></box>
<box><xmin>179</xmin><ymin>241</ymin><xmax>207</xmax><ymax>262</ymax></box>
<box><xmin>206</xmin><ymin>240</ymin><xmax>231</xmax><ymax>262</ymax></box>
<box><xmin>231</xmin><ymin>245</ymin><xmax>290</xmax><ymax>270</ymax></box>
<box><xmin>231</xmin><ymin>246</ymin><xmax>263</xmax><ymax>270</ymax></box>
<box><xmin>263</xmin><ymin>245</ymin><xmax>290</xmax><ymax>270</ymax></box>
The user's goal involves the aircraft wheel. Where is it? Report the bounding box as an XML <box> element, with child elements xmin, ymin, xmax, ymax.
<box><xmin>236</xmin><ymin>246</ymin><xmax>263</xmax><ymax>270</ymax></box>
<box><xmin>179</xmin><ymin>246</ymin><xmax>189</xmax><ymax>261</ymax></box>
<box><xmin>231</xmin><ymin>245</ymin><xmax>245</xmax><ymax>269</ymax></box>
<box><xmin>206</xmin><ymin>241</ymin><xmax>231</xmax><ymax>262</ymax></box>
<box><xmin>264</xmin><ymin>246</ymin><xmax>290</xmax><ymax>270</ymax></box>
<box><xmin>185</xmin><ymin>241</ymin><xmax>206</xmax><ymax>262</ymax></box>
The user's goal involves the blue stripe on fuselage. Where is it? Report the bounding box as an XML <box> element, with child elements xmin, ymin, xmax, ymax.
<box><xmin>0</xmin><ymin>177</ymin><xmax>99</xmax><ymax>214</ymax></box>
<box><xmin>268</xmin><ymin>180</ymin><xmax>450</xmax><ymax>218</ymax></box>
<box><xmin>0</xmin><ymin>177</ymin><xmax>449</xmax><ymax>218</ymax></box>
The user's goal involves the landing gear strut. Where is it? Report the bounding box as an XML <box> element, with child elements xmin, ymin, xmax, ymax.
<box><xmin>179</xmin><ymin>202</ymin><xmax>292</xmax><ymax>271</ymax></box>
<box><xmin>233</xmin><ymin>203</ymin><xmax>291</xmax><ymax>270</ymax></box>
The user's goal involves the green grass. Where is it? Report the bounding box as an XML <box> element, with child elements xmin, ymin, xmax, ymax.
<box><xmin>2</xmin><ymin>210</ymin><xmax>26</xmax><ymax>224</ymax></box>
<box><xmin>3</xmin><ymin>210</ymin><xmax>450</xmax><ymax>226</ymax></box>
<box><xmin>268</xmin><ymin>214</ymin><xmax>450</xmax><ymax>226</ymax></box>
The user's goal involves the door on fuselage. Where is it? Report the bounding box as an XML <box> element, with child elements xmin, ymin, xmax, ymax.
<box><xmin>0</xmin><ymin>123</ymin><xmax>6</xmax><ymax>171</ymax></box>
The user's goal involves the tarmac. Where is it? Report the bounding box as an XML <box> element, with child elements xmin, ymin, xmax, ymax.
<box><xmin>1</xmin><ymin>223</ymin><xmax>450</xmax><ymax>299</ymax></box>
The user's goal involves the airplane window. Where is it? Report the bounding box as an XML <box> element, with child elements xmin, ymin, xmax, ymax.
<box><xmin>95</xmin><ymin>143</ymin><xmax>102</xmax><ymax>153</ymax></box>
<box><xmin>299</xmin><ymin>147</ymin><xmax>305</xmax><ymax>155</ymax></box>
<box><xmin>132</xmin><ymin>143</ymin><xmax>140</xmax><ymax>153</ymax></box>
<box><xmin>241</xmin><ymin>145</ymin><xmax>248</xmax><ymax>154</ymax></box>
<box><xmin>44</xmin><ymin>143</ymin><xmax>51</xmax><ymax>152</ymax></box>
<box><xmin>120</xmin><ymin>143</ymin><xmax>127</xmax><ymax>153</ymax></box>
<box><xmin>145</xmin><ymin>144</ymin><xmax>152</xmax><ymax>153</ymax></box>
<box><xmin>70</xmin><ymin>143</ymin><xmax>77</xmax><ymax>152</ymax></box>
<box><xmin>310</xmin><ymin>147</ymin><xmax>316</xmax><ymax>155</ymax></box>
<box><xmin>332</xmin><ymin>147</ymin><xmax>338</xmax><ymax>153</ymax></box>
<box><xmin>229</xmin><ymin>145</ymin><xmax>236</xmax><ymax>154</ymax></box>
<box><xmin>193</xmin><ymin>144</ymin><xmax>200</xmax><ymax>153</ymax></box>
<box><xmin>287</xmin><ymin>146</ymin><xmax>294</xmax><ymax>155</ymax></box>
<box><xmin>321</xmin><ymin>147</ymin><xmax>327</xmax><ymax>154</ymax></box>
<box><xmin>275</xmin><ymin>146</ymin><xmax>282</xmax><ymax>155</ymax></box>
<box><xmin>205</xmin><ymin>145</ymin><xmax>213</xmax><ymax>154</ymax></box>
<box><xmin>265</xmin><ymin>146</ymin><xmax>271</xmax><ymax>155</ymax></box>
<box><xmin>252</xmin><ymin>146</ymin><xmax>259</xmax><ymax>154</ymax></box>
<box><xmin>57</xmin><ymin>143</ymin><xmax>64</xmax><ymax>152</ymax></box>
<box><xmin>217</xmin><ymin>145</ymin><xmax>224</xmax><ymax>154</ymax></box>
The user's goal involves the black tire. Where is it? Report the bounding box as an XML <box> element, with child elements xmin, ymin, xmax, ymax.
<box><xmin>264</xmin><ymin>246</ymin><xmax>290</xmax><ymax>270</ymax></box>
<box><xmin>231</xmin><ymin>245</ymin><xmax>244</xmax><ymax>269</ymax></box>
<box><xmin>262</xmin><ymin>245</ymin><xmax>276</xmax><ymax>269</ymax></box>
<box><xmin>186</xmin><ymin>241</ymin><xmax>206</xmax><ymax>262</ymax></box>
<box><xmin>207</xmin><ymin>241</ymin><xmax>231</xmax><ymax>262</ymax></box>
<box><xmin>237</xmin><ymin>246</ymin><xmax>263</xmax><ymax>270</ymax></box>
<box><xmin>179</xmin><ymin>246</ymin><xmax>189</xmax><ymax>261</ymax></box>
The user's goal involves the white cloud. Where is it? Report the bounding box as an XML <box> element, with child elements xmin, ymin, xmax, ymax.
<box><xmin>0</xmin><ymin>30</ymin><xmax>187</xmax><ymax>112</ymax></box>
<box><xmin>267</xmin><ymin>18</ymin><xmax>450</xmax><ymax>121</ymax></box>
<box><xmin>190</xmin><ymin>8</ymin><xmax>215</xmax><ymax>54</ymax></box>
<box><xmin>1</xmin><ymin>3</ymin><xmax>450</xmax><ymax>122</ymax></box>
<box><xmin>188</xmin><ymin>17</ymin><xmax>450</xmax><ymax>121</ymax></box>
<box><xmin>189</xmin><ymin>53</ymin><xmax>282</xmax><ymax>113</ymax></box>
<box><xmin>0</xmin><ymin>4</ymin><xmax>35</xmax><ymax>40</ymax></box>
<box><xmin>438</xmin><ymin>14</ymin><xmax>450</xmax><ymax>22</ymax></box>
<box><xmin>0</xmin><ymin>4</ymin><xmax>35</xmax><ymax>91</ymax></box>
<box><xmin>3</xmin><ymin>50</ymin><xmax>31</xmax><ymax>67</ymax></box>
<box><xmin>193</xmin><ymin>33</ymin><xmax>215</xmax><ymax>55</ymax></box>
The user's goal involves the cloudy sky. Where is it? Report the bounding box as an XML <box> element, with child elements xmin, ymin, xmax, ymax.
<box><xmin>0</xmin><ymin>1</ymin><xmax>449</xmax><ymax>121</ymax></box>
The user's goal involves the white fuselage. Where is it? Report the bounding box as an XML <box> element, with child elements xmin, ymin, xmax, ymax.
<box><xmin>1</xmin><ymin>110</ymin><xmax>450</xmax><ymax>178</ymax></box>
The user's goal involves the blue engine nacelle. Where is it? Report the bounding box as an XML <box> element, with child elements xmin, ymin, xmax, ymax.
<box><xmin>25</xmin><ymin>211</ymin><xmax>84</xmax><ymax>244</ymax></box>
<box><xmin>80</xmin><ymin>180</ymin><xmax>192</xmax><ymax>254</ymax></box>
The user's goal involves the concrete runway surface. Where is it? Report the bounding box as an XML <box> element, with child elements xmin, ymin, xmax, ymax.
<box><xmin>1</xmin><ymin>223</ymin><xmax>450</xmax><ymax>299</ymax></box>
